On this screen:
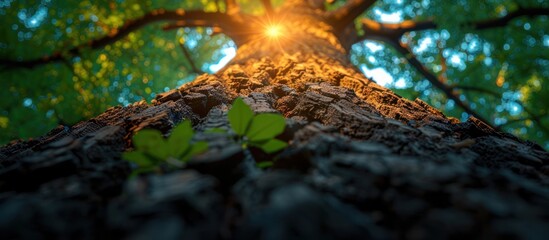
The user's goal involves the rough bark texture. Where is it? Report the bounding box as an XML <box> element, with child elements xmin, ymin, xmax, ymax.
<box><xmin>1</xmin><ymin>1</ymin><xmax>549</xmax><ymax>239</ymax></box>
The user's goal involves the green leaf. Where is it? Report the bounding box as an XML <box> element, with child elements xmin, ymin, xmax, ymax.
<box><xmin>122</xmin><ymin>151</ymin><xmax>154</xmax><ymax>167</ymax></box>
<box><xmin>169</xmin><ymin>120</ymin><xmax>194</xmax><ymax>144</ymax></box>
<box><xmin>124</xmin><ymin>120</ymin><xmax>210</xmax><ymax>173</ymax></box>
<box><xmin>190</xmin><ymin>141</ymin><xmax>209</xmax><ymax>155</ymax></box>
<box><xmin>228</xmin><ymin>97</ymin><xmax>254</xmax><ymax>136</ymax></box>
<box><xmin>132</xmin><ymin>129</ymin><xmax>164</xmax><ymax>151</ymax></box>
<box><xmin>167</xmin><ymin>120</ymin><xmax>193</xmax><ymax>157</ymax></box>
<box><xmin>132</xmin><ymin>129</ymin><xmax>171</xmax><ymax>160</ymax></box>
<box><xmin>246</xmin><ymin>113</ymin><xmax>286</xmax><ymax>142</ymax></box>
<box><xmin>256</xmin><ymin>161</ymin><xmax>274</xmax><ymax>169</ymax></box>
<box><xmin>146</xmin><ymin>144</ymin><xmax>171</xmax><ymax>161</ymax></box>
<box><xmin>181</xmin><ymin>141</ymin><xmax>208</xmax><ymax>162</ymax></box>
<box><xmin>253</xmin><ymin>138</ymin><xmax>287</xmax><ymax>153</ymax></box>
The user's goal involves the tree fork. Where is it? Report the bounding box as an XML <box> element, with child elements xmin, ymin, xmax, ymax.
<box><xmin>354</xmin><ymin>7</ymin><xmax>549</xmax><ymax>44</ymax></box>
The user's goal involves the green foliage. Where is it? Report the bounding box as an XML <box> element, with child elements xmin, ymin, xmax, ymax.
<box><xmin>246</xmin><ymin>114</ymin><xmax>286</xmax><ymax>142</ymax></box>
<box><xmin>256</xmin><ymin>161</ymin><xmax>274</xmax><ymax>169</ymax></box>
<box><xmin>254</xmin><ymin>138</ymin><xmax>287</xmax><ymax>154</ymax></box>
<box><xmin>228</xmin><ymin>98</ymin><xmax>287</xmax><ymax>154</ymax></box>
<box><xmin>123</xmin><ymin>98</ymin><xmax>287</xmax><ymax>175</ymax></box>
<box><xmin>123</xmin><ymin>120</ymin><xmax>207</xmax><ymax>175</ymax></box>
<box><xmin>0</xmin><ymin>0</ymin><xmax>233</xmax><ymax>144</ymax></box>
<box><xmin>228</xmin><ymin>98</ymin><xmax>254</xmax><ymax>136</ymax></box>
<box><xmin>351</xmin><ymin>0</ymin><xmax>549</xmax><ymax>148</ymax></box>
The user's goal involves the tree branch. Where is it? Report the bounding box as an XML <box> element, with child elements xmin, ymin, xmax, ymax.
<box><xmin>1</xmin><ymin>9</ymin><xmax>233</xmax><ymax>69</ymax></box>
<box><xmin>225</xmin><ymin>0</ymin><xmax>240</xmax><ymax>15</ymax></box>
<box><xmin>326</xmin><ymin>0</ymin><xmax>378</xmax><ymax>30</ymax></box>
<box><xmin>453</xmin><ymin>85</ymin><xmax>500</xmax><ymax>96</ymax></box>
<box><xmin>162</xmin><ymin>20</ymin><xmax>220</xmax><ymax>31</ymax></box>
<box><xmin>466</xmin><ymin>7</ymin><xmax>549</xmax><ymax>30</ymax></box>
<box><xmin>260</xmin><ymin>0</ymin><xmax>274</xmax><ymax>15</ymax></box>
<box><xmin>356</xmin><ymin>7</ymin><xmax>549</xmax><ymax>43</ymax></box>
<box><xmin>356</xmin><ymin>7</ymin><xmax>549</xmax><ymax>129</ymax></box>
<box><xmin>387</xmin><ymin>40</ymin><xmax>494</xmax><ymax>127</ymax></box>
<box><xmin>178</xmin><ymin>41</ymin><xmax>204</xmax><ymax>74</ymax></box>
<box><xmin>358</xmin><ymin>18</ymin><xmax>434</xmax><ymax>41</ymax></box>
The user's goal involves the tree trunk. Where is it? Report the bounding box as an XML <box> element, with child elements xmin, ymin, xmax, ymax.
<box><xmin>1</xmin><ymin>1</ymin><xmax>548</xmax><ymax>239</ymax></box>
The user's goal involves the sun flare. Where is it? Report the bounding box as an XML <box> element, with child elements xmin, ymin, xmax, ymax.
<box><xmin>265</xmin><ymin>25</ymin><xmax>282</xmax><ymax>38</ymax></box>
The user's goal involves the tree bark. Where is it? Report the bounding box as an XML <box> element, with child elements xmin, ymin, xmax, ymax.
<box><xmin>1</xmin><ymin>1</ymin><xmax>548</xmax><ymax>239</ymax></box>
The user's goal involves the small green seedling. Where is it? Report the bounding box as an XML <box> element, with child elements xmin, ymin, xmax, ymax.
<box><xmin>228</xmin><ymin>97</ymin><xmax>287</xmax><ymax>153</ymax></box>
<box><xmin>123</xmin><ymin>98</ymin><xmax>287</xmax><ymax>175</ymax></box>
<box><xmin>123</xmin><ymin>120</ymin><xmax>207</xmax><ymax>175</ymax></box>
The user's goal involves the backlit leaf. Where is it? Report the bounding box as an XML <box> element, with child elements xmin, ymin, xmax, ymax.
<box><xmin>253</xmin><ymin>138</ymin><xmax>287</xmax><ymax>154</ymax></box>
<box><xmin>256</xmin><ymin>161</ymin><xmax>274</xmax><ymax>169</ymax></box>
<box><xmin>133</xmin><ymin>129</ymin><xmax>164</xmax><ymax>151</ymax></box>
<box><xmin>246</xmin><ymin>113</ymin><xmax>286</xmax><ymax>142</ymax></box>
<box><xmin>168</xmin><ymin>120</ymin><xmax>193</xmax><ymax>157</ymax></box>
<box><xmin>181</xmin><ymin>141</ymin><xmax>208</xmax><ymax>162</ymax></box>
<box><xmin>228</xmin><ymin>97</ymin><xmax>254</xmax><ymax>136</ymax></box>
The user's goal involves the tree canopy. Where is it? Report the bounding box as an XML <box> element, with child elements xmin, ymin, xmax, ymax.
<box><xmin>1</xmin><ymin>0</ymin><xmax>548</xmax><ymax>148</ymax></box>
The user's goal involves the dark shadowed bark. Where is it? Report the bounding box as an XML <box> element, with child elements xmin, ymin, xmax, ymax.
<box><xmin>1</xmin><ymin>1</ymin><xmax>548</xmax><ymax>239</ymax></box>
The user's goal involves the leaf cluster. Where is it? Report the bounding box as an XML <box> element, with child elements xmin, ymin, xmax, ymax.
<box><xmin>123</xmin><ymin>120</ymin><xmax>207</xmax><ymax>175</ymax></box>
<box><xmin>123</xmin><ymin>97</ymin><xmax>287</xmax><ymax>176</ymax></box>
<box><xmin>228</xmin><ymin>98</ymin><xmax>287</xmax><ymax>153</ymax></box>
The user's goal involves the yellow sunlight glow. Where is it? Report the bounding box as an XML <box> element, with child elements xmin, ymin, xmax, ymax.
<box><xmin>265</xmin><ymin>25</ymin><xmax>282</xmax><ymax>38</ymax></box>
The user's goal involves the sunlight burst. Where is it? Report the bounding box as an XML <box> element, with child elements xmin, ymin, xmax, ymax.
<box><xmin>265</xmin><ymin>25</ymin><xmax>282</xmax><ymax>38</ymax></box>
